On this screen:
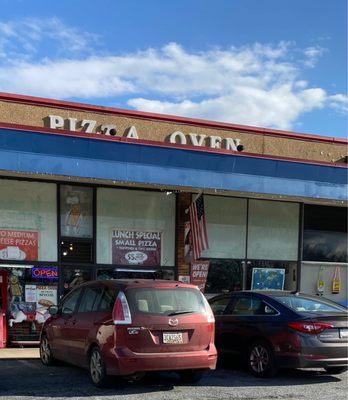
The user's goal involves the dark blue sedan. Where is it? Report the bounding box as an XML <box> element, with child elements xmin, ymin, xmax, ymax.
<box><xmin>209</xmin><ymin>291</ymin><xmax>348</xmax><ymax>377</ymax></box>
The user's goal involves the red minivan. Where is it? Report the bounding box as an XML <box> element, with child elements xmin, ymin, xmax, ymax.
<box><xmin>40</xmin><ymin>280</ymin><xmax>217</xmax><ymax>386</ymax></box>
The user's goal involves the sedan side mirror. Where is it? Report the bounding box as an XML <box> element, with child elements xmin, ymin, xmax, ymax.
<box><xmin>48</xmin><ymin>305</ymin><xmax>59</xmax><ymax>316</ymax></box>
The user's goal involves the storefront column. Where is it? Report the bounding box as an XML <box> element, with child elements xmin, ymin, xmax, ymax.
<box><xmin>175</xmin><ymin>192</ymin><xmax>192</xmax><ymax>279</ymax></box>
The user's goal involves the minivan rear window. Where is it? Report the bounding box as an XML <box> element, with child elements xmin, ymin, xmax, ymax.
<box><xmin>126</xmin><ymin>288</ymin><xmax>206</xmax><ymax>316</ymax></box>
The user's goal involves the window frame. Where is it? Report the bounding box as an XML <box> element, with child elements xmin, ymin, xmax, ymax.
<box><xmin>94</xmin><ymin>286</ymin><xmax>118</xmax><ymax>312</ymax></box>
<box><xmin>60</xmin><ymin>287</ymin><xmax>83</xmax><ymax>315</ymax></box>
<box><xmin>228</xmin><ymin>294</ymin><xmax>279</xmax><ymax>317</ymax></box>
<box><xmin>209</xmin><ymin>295</ymin><xmax>233</xmax><ymax>316</ymax></box>
<box><xmin>77</xmin><ymin>285</ymin><xmax>103</xmax><ymax>314</ymax></box>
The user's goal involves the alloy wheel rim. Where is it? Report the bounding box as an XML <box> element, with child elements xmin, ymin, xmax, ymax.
<box><xmin>90</xmin><ymin>351</ymin><xmax>102</xmax><ymax>383</ymax></box>
<box><xmin>40</xmin><ymin>338</ymin><xmax>50</xmax><ymax>363</ymax></box>
<box><xmin>250</xmin><ymin>345</ymin><xmax>269</xmax><ymax>373</ymax></box>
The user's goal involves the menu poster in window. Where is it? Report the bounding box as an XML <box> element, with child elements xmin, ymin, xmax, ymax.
<box><xmin>111</xmin><ymin>229</ymin><xmax>161</xmax><ymax>266</ymax></box>
<box><xmin>0</xmin><ymin>230</ymin><xmax>38</xmax><ymax>261</ymax></box>
<box><xmin>191</xmin><ymin>261</ymin><xmax>210</xmax><ymax>292</ymax></box>
<box><xmin>60</xmin><ymin>186</ymin><xmax>93</xmax><ymax>238</ymax></box>
<box><xmin>251</xmin><ymin>268</ymin><xmax>285</xmax><ymax>290</ymax></box>
<box><xmin>25</xmin><ymin>285</ymin><xmax>37</xmax><ymax>303</ymax></box>
<box><xmin>36</xmin><ymin>285</ymin><xmax>57</xmax><ymax>308</ymax></box>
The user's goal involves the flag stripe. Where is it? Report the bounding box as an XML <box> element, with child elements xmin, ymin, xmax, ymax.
<box><xmin>189</xmin><ymin>194</ymin><xmax>209</xmax><ymax>260</ymax></box>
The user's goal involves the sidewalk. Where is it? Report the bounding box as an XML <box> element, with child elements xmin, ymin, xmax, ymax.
<box><xmin>0</xmin><ymin>348</ymin><xmax>39</xmax><ymax>359</ymax></box>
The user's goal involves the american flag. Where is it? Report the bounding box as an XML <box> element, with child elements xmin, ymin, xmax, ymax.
<box><xmin>189</xmin><ymin>194</ymin><xmax>209</xmax><ymax>260</ymax></box>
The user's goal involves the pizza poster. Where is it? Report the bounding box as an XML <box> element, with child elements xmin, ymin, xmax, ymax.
<box><xmin>0</xmin><ymin>230</ymin><xmax>39</xmax><ymax>261</ymax></box>
<box><xmin>191</xmin><ymin>260</ymin><xmax>210</xmax><ymax>292</ymax></box>
<box><xmin>111</xmin><ymin>229</ymin><xmax>161</xmax><ymax>266</ymax></box>
<box><xmin>36</xmin><ymin>286</ymin><xmax>57</xmax><ymax>308</ymax></box>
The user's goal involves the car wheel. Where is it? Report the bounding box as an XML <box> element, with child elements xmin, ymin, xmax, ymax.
<box><xmin>178</xmin><ymin>369</ymin><xmax>204</xmax><ymax>383</ymax></box>
<box><xmin>247</xmin><ymin>341</ymin><xmax>277</xmax><ymax>378</ymax></box>
<box><xmin>40</xmin><ymin>335</ymin><xmax>56</xmax><ymax>366</ymax></box>
<box><xmin>324</xmin><ymin>366</ymin><xmax>348</xmax><ymax>375</ymax></box>
<box><xmin>89</xmin><ymin>347</ymin><xmax>109</xmax><ymax>388</ymax></box>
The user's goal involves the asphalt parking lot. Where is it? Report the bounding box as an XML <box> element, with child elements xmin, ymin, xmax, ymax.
<box><xmin>0</xmin><ymin>359</ymin><xmax>347</xmax><ymax>400</ymax></box>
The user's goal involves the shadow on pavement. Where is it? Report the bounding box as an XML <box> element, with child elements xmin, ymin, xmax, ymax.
<box><xmin>0</xmin><ymin>359</ymin><xmax>344</xmax><ymax>398</ymax></box>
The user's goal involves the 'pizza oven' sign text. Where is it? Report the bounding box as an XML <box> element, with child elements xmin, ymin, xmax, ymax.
<box><xmin>47</xmin><ymin>115</ymin><xmax>244</xmax><ymax>152</ymax></box>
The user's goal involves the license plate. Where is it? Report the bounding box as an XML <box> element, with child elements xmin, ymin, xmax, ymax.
<box><xmin>340</xmin><ymin>329</ymin><xmax>348</xmax><ymax>338</ymax></box>
<box><xmin>163</xmin><ymin>332</ymin><xmax>183</xmax><ymax>344</ymax></box>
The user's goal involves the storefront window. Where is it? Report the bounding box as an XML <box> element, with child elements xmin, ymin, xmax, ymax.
<box><xmin>205</xmin><ymin>260</ymin><xmax>243</xmax><ymax>295</ymax></box>
<box><xmin>60</xmin><ymin>240</ymin><xmax>93</xmax><ymax>264</ymax></box>
<box><xmin>0</xmin><ymin>179</ymin><xmax>57</xmax><ymax>262</ymax></box>
<box><xmin>60</xmin><ymin>267</ymin><xmax>94</xmax><ymax>298</ymax></box>
<box><xmin>247</xmin><ymin>200</ymin><xmax>299</xmax><ymax>261</ymax></box>
<box><xmin>60</xmin><ymin>185</ymin><xmax>93</xmax><ymax>238</ymax></box>
<box><xmin>246</xmin><ymin>260</ymin><xmax>297</xmax><ymax>291</ymax></box>
<box><xmin>3</xmin><ymin>266</ymin><xmax>58</xmax><ymax>345</ymax></box>
<box><xmin>96</xmin><ymin>267</ymin><xmax>174</xmax><ymax>280</ymax></box>
<box><xmin>201</xmin><ymin>196</ymin><xmax>247</xmax><ymax>259</ymax></box>
<box><xmin>96</xmin><ymin>189</ymin><xmax>175</xmax><ymax>267</ymax></box>
<box><xmin>300</xmin><ymin>262</ymin><xmax>347</xmax><ymax>305</ymax></box>
<box><xmin>303</xmin><ymin>205</ymin><xmax>347</xmax><ymax>263</ymax></box>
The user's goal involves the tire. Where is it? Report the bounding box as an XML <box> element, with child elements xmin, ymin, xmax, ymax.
<box><xmin>324</xmin><ymin>366</ymin><xmax>348</xmax><ymax>375</ymax></box>
<box><xmin>178</xmin><ymin>369</ymin><xmax>204</xmax><ymax>383</ymax></box>
<box><xmin>40</xmin><ymin>335</ymin><xmax>56</xmax><ymax>366</ymax></box>
<box><xmin>89</xmin><ymin>347</ymin><xmax>109</xmax><ymax>388</ymax></box>
<box><xmin>247</xmin><ymin>340</ymin><xmax>277</xmax><ymax>378</ymax></box>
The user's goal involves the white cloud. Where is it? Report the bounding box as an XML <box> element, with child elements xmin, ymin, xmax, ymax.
<box><xmin>328</xmin><ymin>94</ymin><xmax>348</xmax><ymax>114</ymax></box>
<box><xmin>0</xmin><ymin>17</ymin><xmax>98</xmax><ymax>61</ymax></box>
<box><xmin>0</xmin><ymin>18</ymin><xmax>346</xmax><ymax>130</ymax></box>
<box><xmin>303</xmin><ymin>46</ymin><xmax>327</xmax><ymax>67</ymax></box>
<box><xmin>129</xmin><ymin>87</ymin><xmax>327</xmax><ymax>130</ymax></box>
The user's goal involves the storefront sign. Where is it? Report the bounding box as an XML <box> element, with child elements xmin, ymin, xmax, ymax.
<box><xmin>251</xmin><ymin>268</ymin><xmax>285</xmax><ymax>290</ymax></box>
<box><xmin>111</xmin><ymin>229</ymin><xmax>161</xmax><ymax>266</ymax></box>
<box><xmin>190</xmin><ymin>260</ymin><xmax>210</xmax><ymax>292</ymax></box>
<box><xmin>31</xmin><ymin>267</ymin><xmax>58</xmax><ymax>280</ymax></box>
<box><xmin>36</xmin><ymin>285</ymin><xmax>57</xmax><ymax>308</ymax></box>
<box><xmin>0</xmin><ymin>230</ymin><xmax>38</xmax><ymax>261</ymax></box>
<box><xmin>47</xmin><ymin>115</ymin><xmax>243</xmax><ymax>152</ymax></box>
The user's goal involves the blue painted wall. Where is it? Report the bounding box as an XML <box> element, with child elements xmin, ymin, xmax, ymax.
<box><xmin>0</xmin><ymin>128</ymin><xmax>346</xmax><ymax>200</ymax></box>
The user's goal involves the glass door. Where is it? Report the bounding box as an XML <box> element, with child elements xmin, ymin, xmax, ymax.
<box><xmin>59</xmin><ymin>266</ymin><xmax>95</xmax><ymax>299</ymax></box>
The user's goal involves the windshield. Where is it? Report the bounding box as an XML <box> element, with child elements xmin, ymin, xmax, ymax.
<box><xmin>126</xmin><ymin>288</ymin><xmax>206</xmax><ymax>315</ymax></box>
<box><xmin>273</xmin><ymin>295</ymin><xmax>347</xmax><ymax>313</ymax></box>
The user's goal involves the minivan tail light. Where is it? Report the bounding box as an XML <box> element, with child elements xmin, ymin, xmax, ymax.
<box><xmin>202</xmin><ymin>294</ymin><xmax>215</xmax><ymax>323</ymax></box>
<box><xmin>288</xmin><ymin>321</ymin><xmax>333</xmax><ymax>334</ymax></box>
<box><xmin>113</xmin><ymin>291</ymin><xmax>132</xmax><ymax>325</ymax></box>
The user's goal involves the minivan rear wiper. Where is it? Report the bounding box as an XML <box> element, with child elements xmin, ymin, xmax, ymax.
<box><xmin>167</xmin><ymin>310</ymin><xmax>196</xmax><ymax>316</ymax></box>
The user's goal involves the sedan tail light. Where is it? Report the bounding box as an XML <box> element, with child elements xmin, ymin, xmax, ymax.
<box><xmin>112</xmin><ymin>291</ymin><xmax>132</xmax><ymax>325</ymax></box>
<box><xmin>288</xmin><ymin>321</ymin><xmax>334</xmax><ymax>334</ymax></box>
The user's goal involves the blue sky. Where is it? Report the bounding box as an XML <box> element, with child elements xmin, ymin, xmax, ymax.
<box><xmin>0</xmin><ymin>0</ymin><xmax>346</xmax><ymax>137</ymax></box>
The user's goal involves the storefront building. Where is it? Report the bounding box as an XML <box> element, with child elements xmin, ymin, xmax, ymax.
<box><xmin>0</xmin><ymin>92</ymin><xmax>347</xmax><ymax>347</ymax></box>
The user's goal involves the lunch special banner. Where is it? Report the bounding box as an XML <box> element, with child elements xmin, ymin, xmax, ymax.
<box><xmin>111</xmin><ymin>229</ymin><xmax>162</xmax><ymax>266</ymax></box>
<box><xmin>0</xmin><ymin>229</ymin><xmax>38</xmax><ymax>261</ymax></box>
<box><xmin>190</xmin><ymin>260</ymin><xmax>210</xmax><ymax>292</ymax></box>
